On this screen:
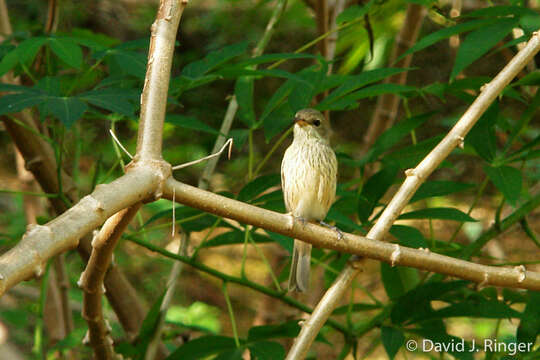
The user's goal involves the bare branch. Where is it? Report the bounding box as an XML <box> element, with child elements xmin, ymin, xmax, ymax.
<box><xmin>136</xmin><ymin>0</ymin><xmax>188</xmax><ymax>160</ymax></box>
<box><xmin>286</xmin><ymin>30</ymin><xmax>540</xmax><ymax>360</ymax></box>
<box><xmin>80</xmin><ymin>205</ymin><xmax>142</xmax><ymax>360</ymax></box>
<box><xmin>0</xmin><ymin>165</ymin><xmax>164</xmax><ymax>296</ymax></box>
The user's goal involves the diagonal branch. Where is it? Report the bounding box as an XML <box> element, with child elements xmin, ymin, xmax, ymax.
<box><xmin>285</xmin><ymin>30</ymin><xmax>540</xmax><ymax>360</ymax></box>
<box><xmin>80</xmin><ymin>204</ymin><xmax>142</xmax><ymax>360</ymax></box>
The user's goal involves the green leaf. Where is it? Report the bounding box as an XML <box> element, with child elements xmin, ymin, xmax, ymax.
<box><xmin>235</xmin><ymin>53</ymin><xmax>317</xmax><ymax>67</ymax></box>
<box><xmin>166</xmin><ymin>114</ymin><xmax>219</xmax><ymax>134</ymax></box>
<box><xmin>16</xmin><ymin>36</ymin><xmax>48</xmax><ymax>64</ymax></box>
<box><xmin>318</xmin><ymin>83</ymin><xmax>417</xmax><ymax>111</ymax></box>
<box><xmin>399</xmin><ymin>207</ymin><xmax>476</xmax><ymax>222</ymax></box>
<box><xmin>0</xmin><ymin>92</ymin><xmax>48</xmax><ymax>115</ymax></box>
<box><xmin>48</xmin><ymin>37</ymin><xmax>83</xmax><ymax>69</ymax></box>
<box><xmin>410</xmin><ymin>181</ymin><xmax>474</xmax><ymax>203</ymax></box>
<box><xmin>336</xmin><ymin>1</ymin><xmax>373</xmax><ymax>23</ymax></box>
<box><xmin>517</xmin><ymin>291</ymin><xmax>540</xmax><ymax>346</ymax></box>
<box><xmin>182</xmin><ymin>42</ymin><xmax>248</xmax><ymax>79</ymax></box>
<box><xmin>367</xmin><ymin>112</ymin><xmax>433</xmax><ymax>162</ymax></box>
<box><xmin>357</xmin><ymin>163</ymin><xmax>399</xmax><ymax>223</ymax></box>
<box><xmin>166</xmin><ymin>335</ymin><xmax>239</xmax><ymax>360</ymax></box>
<box><xmin>396</xmin><ymin>18</ymin><xmax>495</xmax><ymax>63</ymax></box>
<box><xmin>248</xmin><ymin>341</ymin><xmax>285</xmax><ymax>360</ymax></box>
<box><xmin>247</xmin><ymin>321</ymin><xmax>301</xmax><ymax>341</ymax></box>
<box><xmin>317</xmin><ymin>68</ymin><xmax>408</xmax><ymax>108</ymax></box>
<box><xmin>381</xmin><ymin>326</ymin><xmax>405</xmax><ymax>360</ymax></box>
<box><xmin>381</xmin><ymin>263</ymin><xmax>420</xmax><ymax>300</ymax></box>
<box><xmin>46</xmin><ymin>96</ymin><xmax>88</xmax><ymax>127</ymax></box>
<box><xmin>203</xmin><ymin>230</ymin><xmax>271</xmax><ymax>248</ymax></box>
<box><xmin>467</xmin><ymin>104</ymin><xmax>498</xmax><ymax>162</ymax></box>
<box><xmin>238</xmin><ymin>174</ymin><xmax>281</xmax><ymax>202</ymax></box>
<box><xmin>451</xmin><ymin>17</ymin><xmax>518</xmax><ymax>79</ymax></box>
<box><xmin>136</xmin><ymin>290</ymin><xmax>166</xmax><ymax>353</ymax></box>
<box><xmin>166</xmin><ymin>301</ymin><xmax>221</xmax><ymax>334</ymax></box>
<box><xmin>110</xmin><ymin>50</ymin><xmax>147</xmax><ymax>78</ymax></box>
<box><xmin>386</xmin><ymin>135</ymin><xmax>443</xmax><ymax>169</ymax></box>
<box><xmin>464</xmin><ymin>5</ymin><xmax>539</xmax><ymax>18</ymax></box>
<box><xmin>389</xmin><ymin>225</ymin><xmax>427</xmax><ymax>249</ymax></box>
<box><xmin>332</xmin><ymin>302</ymin><xmax>381</xmax><ymax>315</ymax></box>
<box><xmin>0</xmin><ymin>47</ymin><xmax>19</xmax><ymax>77</ymax></box>
<box><xmin>483</xmin><ymin>165</ymin><xmax>522</xmax><ymax>206</ymax></box>
<box><xmin>391</xmin><ymin>281</ymin><xmax>469</xmax><ymax>324</ymax></box>
<box><xmin>513</xmin><ymin>70</ymin><xmax>540</xmax><ymax>86</ymax></box>
<box><xmin>79</xmin><ymin>88</ymin><xmax>136</xmax><ymax>117</ymax></box>
<box><xmin>415</xmin><ymin>299</ymin><xmax>521</xmax><ymax>321</ymax></box>
<box><xmin>235</xmin><ymin>77</ymin><xmax>256</xmax><ymax>126</ymax></box>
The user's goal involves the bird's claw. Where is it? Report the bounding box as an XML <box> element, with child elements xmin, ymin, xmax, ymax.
<box><xmin>319</xmin><ymin>221</ymin><xmax>343</xmax><ymax>241</ymax></box>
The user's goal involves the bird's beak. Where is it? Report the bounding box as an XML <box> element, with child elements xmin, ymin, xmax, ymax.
<box><xmin>294</xmin><ymin>117</ymin><xmax>309</xmax><ymax>127</ymax></box>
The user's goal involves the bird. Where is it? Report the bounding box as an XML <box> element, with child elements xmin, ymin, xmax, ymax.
<box><xmin>281</xmin><ymin>108</ymin><xmax>338</xmax><ymax>292</ymax></box>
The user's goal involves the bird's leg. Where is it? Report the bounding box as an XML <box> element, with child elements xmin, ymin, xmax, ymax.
<box><xmin>319</xmin><ymin>220</ymin><xmax>343</xmax><ymax>240</ymax></box>
<box><xmin>286</xmin><ymin>213</ymin><xmax>309</xmax><ymax>230</ymax></box>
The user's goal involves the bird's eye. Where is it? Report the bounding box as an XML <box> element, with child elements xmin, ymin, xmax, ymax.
<box><xmin>313</xmin><ymin>120</ymin><xmax>321</xmax><ymax>127</ymax></box>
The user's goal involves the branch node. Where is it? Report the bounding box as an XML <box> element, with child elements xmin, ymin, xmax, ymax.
<box><xmin>81</xmin><ymin>194</ymin><xmax>105</xmax><ymax>213</ymax></box>
<box><xmin>478</xmin><ymin>272</ymin><xmax>489</xmax><ymax>290</ymax></box>
<box><xmin>480</xmin><ymin>83</ymin><xmax>488</xmax><ymax>92</ymax></box>
<box><xmin>455</xmin><ymin>135</ymin><xmax>465</xmax><ymax>149</ymax></box>
<box><xmin>515</xmin><ymin>265</ymin><xmax>527</xmax><ymax>283</ymax></box>
<box><xmin>404</xmin><ymin>168</ymin><xmax>420</xmax><ymax>178</ymax></box>
<box><xmin>390</xmin><ymin>244</ymin><xmax>401</xmax><ymax>267</ymax></box>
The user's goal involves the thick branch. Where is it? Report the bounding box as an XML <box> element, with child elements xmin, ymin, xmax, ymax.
<box><xmin>80</xmin><ymin>205</ymin><xmax>142</xmax><ymax>360</ymax></box>
<box><xmin>285</xmin><ymin>30</ymin><xmax>540</xmax><ymax>360</ymax></box>
<box><xmin>136</xmin><ymin>0</ymin><xmax>188</xmax><ymax>160</ymax></box>
<box><xmin>0</xmin><ymin>165</ymin><xmax>163</xmax><ymax>296</ymax></box>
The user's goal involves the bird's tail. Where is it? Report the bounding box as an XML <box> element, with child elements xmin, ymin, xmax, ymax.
<box><xmin>288</xmin><ymin>239</ymin><xmax>312</xmax><ymax>292</ymax></box>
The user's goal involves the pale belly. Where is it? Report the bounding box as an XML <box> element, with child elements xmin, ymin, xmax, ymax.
<box><xmin>281</xmin><ymin>141</ymin><xmax>337</xmax><ymax>221</ymax></box>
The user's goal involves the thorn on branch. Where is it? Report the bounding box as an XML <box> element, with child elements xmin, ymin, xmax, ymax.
<box><xmin>172</xmin><ymin>138</ymin><xmax>234</xmax><ymax>170</ymax></box>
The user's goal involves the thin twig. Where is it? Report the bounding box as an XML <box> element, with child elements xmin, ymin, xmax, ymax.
<box><xmin>172</xmin><ymin>138</ymin><xmax>233</xmax><ymax>170</ymax></box>
<box><xmin>109</xmin><ymin>129</ymin><xmax>133</xmax><ymax>160</ymax></box>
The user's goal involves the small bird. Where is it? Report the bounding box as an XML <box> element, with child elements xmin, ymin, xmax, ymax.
<box><xmin>281</xmin><ymin>108</ymin><xmax>338</xmax><ymax>292</ymax></box>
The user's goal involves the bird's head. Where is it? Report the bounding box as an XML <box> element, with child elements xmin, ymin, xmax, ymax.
<box><xmin>293</xmin><ymin>108</ymin><xmax>331</xmax><ymax>142</ymax></box>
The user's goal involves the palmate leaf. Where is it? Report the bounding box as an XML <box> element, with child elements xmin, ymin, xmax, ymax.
<box><xmin>166</xmin><ymin>336</ymin><xmax>239</xmax><ymax>360</ymax></box>
<box><xmin>248</xmin><ymin>341</ymin><xmax>285</xmax><ymax>360</ymax></box>
<box><xmin>410</xmin><ymin>181</ymin><xmax>474</xmax><ymax>203</ymax></box>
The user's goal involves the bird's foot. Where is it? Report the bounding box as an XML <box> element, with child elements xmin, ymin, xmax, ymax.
<box><xmin>319</xmin><ymin>220</ymin><xmax>343</xmax><ymax>240</ymax></box>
